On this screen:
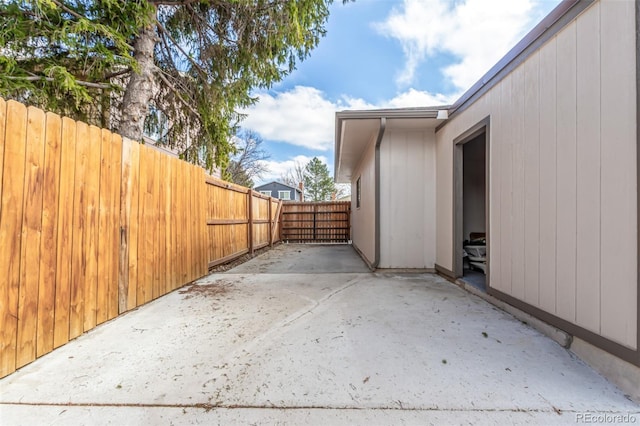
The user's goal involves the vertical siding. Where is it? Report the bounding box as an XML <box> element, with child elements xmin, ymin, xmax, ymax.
<box><xmin>488</xmin><ymin>89</ymin><xmax>502</xmax><ymax>292</ymax></box>
<box><xmin>435</xmin><ymin>0</ymin><xmax>637</xmax><ymax>350</ymax></box>
<box><xmin>424</xmin><ymin>130</ymin><xmax>437</xmax><ymax>267</ymax></box>
<box><xmin>538</xmin><ymin>37</ymin><xmax>558</xmax><ymax>315</ymax></box>
<box><xmin>380</xmin><ymin>128</ymin><xmax>436</xmax><ymax>269</ymax></box>
<box><xmin>523</xmin><ymin>51</ymin><xmax>541</xmax><ymax>306</ymax></box>
<box><xmin>436</xmin><ymin>125</ymin><xmax>453</xmax><ymax>270</ymax></box>
<box><xmin>575</xmin><ymin>2</ymin><xmax>601</xmax><ymax>334</ymax></box>
<box><xmin>351</xmin><ymin>137</ymin><xmax>376</xmax><ymax>265</ymax></box>
<box><xmin>555</xmin><ymin>21</ymin><xmax>577</xmax><ymax>323</ymax></box>
<box><xmin>499</xmin><ymin>75</ymin><xmax>514</xmax><ymax>295</ymax></box>
<box><xmin>599</xmin><ymin>0</ymin><xmax>637</xmax><ymax>348</ymax></box>
<box><xmin>511</xmin><ymin>65</ymin><xmax>526</xmax><ymax>301</ymax></box>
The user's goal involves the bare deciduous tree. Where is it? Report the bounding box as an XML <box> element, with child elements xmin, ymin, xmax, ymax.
<box><xmin>222</xmin><ymin>129</ymin><xmax>270</xmax><ymax>188</ymax></box>
<box><xmin>280</xmin><ymin>160</ymin><xmax>306</xmax><ymax>188</ymax></box>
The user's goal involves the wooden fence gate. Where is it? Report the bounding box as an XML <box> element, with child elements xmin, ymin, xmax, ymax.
<box><xmin>280</xmin><ymin>201</ymin><xmax>351</xmax><ymax>243</ymax></box>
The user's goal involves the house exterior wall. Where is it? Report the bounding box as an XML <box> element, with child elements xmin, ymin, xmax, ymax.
<box><xmin>436</xmin><ymin>0</ymin><xmax>637</xmax><ymax>351</ymax></box>
<box><xmin>379</xmin><ymin>129</ymin><xmax>437</xmax><ymax>268</ymax></box>
<box><xmin>351</xmin><ymin>136</ymin><xmax>376</xmax><ymax>265</ymax></box>
<box><xmin>254</xmin><ymin>182</ymin><xmax>299</xmax><ymax>201</ymax></box>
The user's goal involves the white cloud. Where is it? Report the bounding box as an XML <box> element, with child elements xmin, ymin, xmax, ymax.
<box><xmin>374</xmin><ymin>0</ymin><xmax>551</xmax><ymax>90</ymax></box>
<box><xmin>256</xmin><ymin>154</ymin><xmax>330</xmax><ymax>186</ymax></box>
<box><xmin>385</xmin><ymin>88</ymin><xmax>456</xmax><ymax>108</ymax></box>
<box><xmin>242</xmin><ymin>86</ymin><xmax>455</xmax><ymax>154</ymax></box>
<box><xmin>240</xmin><ymin>86</ymin><xmax>340</xmax><ymax>152</ymax></box>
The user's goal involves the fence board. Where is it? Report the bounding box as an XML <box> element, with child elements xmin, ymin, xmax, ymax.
<box><xmin>82</xmin><ymin>125</ymin><xmax>101</xmax><ymax>332</ymax></box>
<box><xmin>16</xmin><ymin>106</ymin><xmax>46</xmax><ymax>368</ymax></box>
<box><xmin>175</xmin><ymin>161</ymin><xmax>184</xmax><ymax>283</ymax></box>
<box><xmin>97</xmin><ymin>129</ymin><xmax>112</xmax><ymax>324</ymax></box>
<box><xmin>0</xmin><ymin>101</ymin><xmax>28</xmax><ymax>376</ymax></box>
<box><xmin>69</xmin><ymin>122</ymin><xmax>90</xmax><ymax>340</ymax></box>
<box><xmin>197</xmin><ymin>168</ymin><xmax>206</xmax><ymax>277</ymax></box>
<box><xmin>0</xmin><ymin>99</ymin><xmax>5</xmax><ymax>210</ymax></box>
<box><xmin>178</xmin><ymin>161</ymin><xmax>185</xmax><ymax>280</ymax></box>
<box><xmin>137</xmin><ymin>146</ymin><xmax>151</xmax><ymax>305</ymax></box>
<box><xmin>169</xmin><ymin>155</ymin><xmax>178</xmax><ymax>291</ymax></box>
<box><xmin>37</xmin><ymin>112</ymin><xmax>62</xmax><ymax>357</ymax></box>
<box><xmin>107</xmin><ymin>134</ymin><xmax>122</xmax><ymax>320</ymax></box>
<box><xmin>160</xmin><ymin>153</ymin><xmax>169</xmax><ymax>295</ymax></box>
<box><xmin>124</xmin><ymin>139</ymin><xmax>140</xmax><ymax>311</ymax></box>
<box><xmin>151</xmin><ymin>149</ymin><xmax>161</xmax><ymax>299</ymax></box>
<box><xmin>53</xmin><ymin>117</ymin><xmax>77</xmax><ymax>348</ymax></box>
<box><xmin>189</xmin><ymin>164</ymin><xmax>197</xmax><ymax>280</ymax></box>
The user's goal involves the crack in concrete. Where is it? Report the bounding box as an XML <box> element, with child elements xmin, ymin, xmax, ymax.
<box><xmin>281</xmin><ymin>276</ymin><xmax>364</xmax><ymax>328</ymax></box>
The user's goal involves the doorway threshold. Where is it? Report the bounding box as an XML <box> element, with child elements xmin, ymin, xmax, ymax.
<box><xmin>461</xmin><ymin>269</ymin><xmax>486</xmax><ymax>292</ymax></box>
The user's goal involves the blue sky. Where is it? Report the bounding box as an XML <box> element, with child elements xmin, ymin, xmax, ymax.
<box><xmin>241</xmin><ymin>0</ymin><xmax>562</xmax><ymax>185</ymax></box>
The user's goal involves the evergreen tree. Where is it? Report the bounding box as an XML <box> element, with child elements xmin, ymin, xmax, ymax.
<box><xmin>0</xmin><ymin>0</ymin><xmax>347</xmax><ymax>170</ymax></box>
<box><xmin>303</xmin><ymin>157</ymin><xmax>335</xmax><ymax>201</ymax></box>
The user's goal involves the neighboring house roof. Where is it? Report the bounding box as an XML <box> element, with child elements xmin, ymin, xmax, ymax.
<box><xmin>254</xmin><ymin>181</ymin><xmax>302</xmax><ymax>194</ymax></box>
<box><xmin>334</xmin><ymin>0</ymin><xmax>588</xmax><ymax>182</ymax></box>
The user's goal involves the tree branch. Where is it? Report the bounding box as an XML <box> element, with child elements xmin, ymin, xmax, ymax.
<box><xmin>155</xmin><ymin>69</ymin><xmax>201</xmax><ymax>119</ymax></box>
<box><xmin>149</xmin><ymin>0</ymin><xmax>203</xmax><ymax>6</ymax></box>
<box><xmin>49</xmin><ymin>0</ymin><xmax>84</xmax><ymax>20</ymax></box>
<box><xmin>103</xmin><ymin>67</ymin><xmax>132</xmax><ymax>80</ymax></box>
<box><xmin>5</xmin><ymin>75</ymin><xmax>111</xmax><ymax>89</ymax></box>
<box><xmin>185</xmin><ymin>3</ymin><xmax>238</xmax><ymax>47</ymax></box>
<box><xmin>155</xmin><ymin>19</ymin><xmax>208</xmax><ymax>77</ymax></box>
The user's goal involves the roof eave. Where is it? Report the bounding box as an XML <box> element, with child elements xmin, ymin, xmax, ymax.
<box><xmin>334</xmin><ymin>106</ymin><xmax>450</xmax><ymax>181</ymax></box>
<box><xmin>336</xmin><ymin>106</ymin><xmax>449</xmax><ymax>120</ymax></box>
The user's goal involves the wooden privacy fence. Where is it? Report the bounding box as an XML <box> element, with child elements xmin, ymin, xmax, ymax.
<box><xmin>205</xmin><ymin>177</ymin><xmax>282</xmax><ymax>268</ymax></box>
<box><xmin>0</xmin><ymin>99</ymin><xmax>282</xmax><ymax>378</ymax></box>
<box><xmin>280</xmin><ymin>201</ymin><xmax>351</xmax><ymax>243</ymax></box>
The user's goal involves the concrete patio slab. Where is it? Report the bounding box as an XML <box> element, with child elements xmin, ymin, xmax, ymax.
<box><xmin>1</xmin><ymin>244</ymin><xmax>638</xmax><ymax>425</ymax></box>
<box><xmin>227</xmin><ymin>244</ymin><xmax>371</xmax><ymax>274</ymax></box>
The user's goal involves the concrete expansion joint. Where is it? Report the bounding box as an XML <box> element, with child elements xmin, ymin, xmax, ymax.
<box><xmin>282</xmin><ymin>276</ymin><xmax>364</xmax><ymax>327</ymax></box>
<box><xmin>2</xmin><ymin>401</ymin><xmax>620</xmax><ymax>416</ymax></box>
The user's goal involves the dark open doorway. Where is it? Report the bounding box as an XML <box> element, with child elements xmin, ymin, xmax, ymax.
<box><xmin>453</xmin><ymin>118</ymin><xmax>489</xmax><ymax>292</ymax></box>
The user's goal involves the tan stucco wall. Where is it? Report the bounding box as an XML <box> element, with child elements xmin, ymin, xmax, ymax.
<box><xmin>436</xmin><ymin>0</ymin><xmax>637</xmax><ymax>350</ymax></box>
<box><xmin>379</xmin><ymin>129</ymin><xmax>437</xmax><ymax>268</ymax></box>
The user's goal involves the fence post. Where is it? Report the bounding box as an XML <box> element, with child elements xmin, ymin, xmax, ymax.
<box><xmin>347</xmin><ymin>202</ymin><xmax>351</xmax><ymax>242</ymax></box>
<box><xmin>313</xmin><ymin>203</ymin><xmax>317</xmax><ymax>241</ymax></box>
<box><xmin>248</xmin><ymin>190</ymin><xmax>254</xmax><ymax>255</ymax></box>
<box><xmin>278</xmin><ymin>200</ymin><xmax>283</xmax><ymax>242</ymax></box>
<box><xmin>268</xmin><ymin>198</ymin><xmax>273</xmax><ymax>247</ymax></box>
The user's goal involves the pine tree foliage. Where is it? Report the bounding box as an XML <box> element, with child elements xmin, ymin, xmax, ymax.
<box><xmin>0</xmin><ymin>0</ymin><xmax>347</xmax><ymax>170</ymax></box>
<box><xmin>303</xmin><ymin>156</ymin><xmax>335</xmax><ymax>201</ymax></box>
